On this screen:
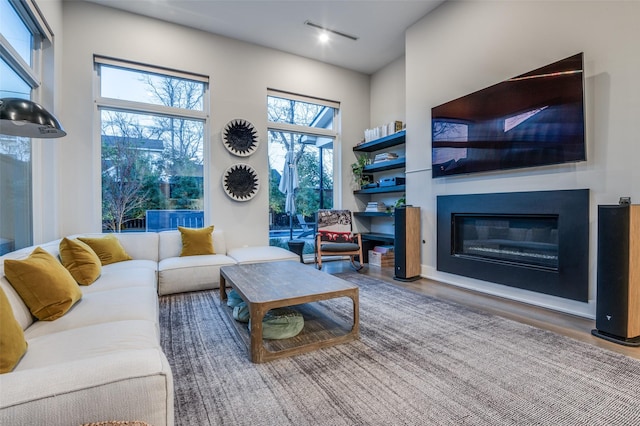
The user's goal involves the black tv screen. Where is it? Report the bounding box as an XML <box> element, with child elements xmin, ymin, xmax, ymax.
<box><xmin>431</xmin><ymin>53</ymin><xmax>585</xmax><ymax>178</ymax></box>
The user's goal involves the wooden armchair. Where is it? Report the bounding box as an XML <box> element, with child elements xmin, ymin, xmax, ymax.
<box><xmin>315</xmin><ymin>209</ymin><xmax>363</xmax><ymax>271</ymax></box>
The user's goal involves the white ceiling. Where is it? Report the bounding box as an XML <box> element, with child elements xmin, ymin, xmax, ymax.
<box><xmin>81</xmin><ymin>0</ymin><xmax>445</xmax><ymax>74</ymax></box>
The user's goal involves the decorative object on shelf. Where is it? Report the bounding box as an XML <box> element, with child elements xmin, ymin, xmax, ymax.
<box><xmin>379</xmin><ymin>177</ymin><xmax>405</xmax><ymax>187</ymax></box>
<box><xmin>366</xmin><ymin>201</ymin><xmax>387</xmax><ymax>212</ymax></box>
<box><xmin>222</xmin><ymin>163</ymin><xmax>259</xmax><ymax>201</ymax></box>
<box><xmin>373</xmin><ymin>152</ymin><xmax>399</xmax><ymax>163</ymax></box>
<box><xmin>395</xmin><ymin>195</ymin><xmax>406</xmax><ymax>208</ymax></box>
<box><xmin>362</xmin><ymin>121</ymin><xmax>403</xmax><ymax>143</ymax></box>
<box><xmin>222</xmin><ymin>119</ymin><xmax>258</xmax><ymax>156</ymax></box>
<box><xmin>350</xmin><ymin>154</ymin><xmax>371</xmax><ymax>189</ymax></box>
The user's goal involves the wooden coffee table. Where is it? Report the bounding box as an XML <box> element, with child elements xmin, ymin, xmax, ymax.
<box><xmin>220</xmin><ymin>261</ymin><xmax>359</xmax><ymax>363</ymax></box>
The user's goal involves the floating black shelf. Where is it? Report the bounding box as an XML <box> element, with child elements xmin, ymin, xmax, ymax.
<box><xmin>354</xmin><ymin>184</ymin><xmax>405</xmax><ymax>195</ymax></box>
<box><xmin>353</xmin><ymin>130</ymin><xmax>406</xmax><ymax>153</ymax></box>
<box><xmin>353</xmin><ymin>129</ymin><xmax>407</xmax><ymax>257</ymax></box>
<box><xmin>354</xmin><ymin>211</ymin><xmax>394</xmax><ymax>217</ymax></box>
<box><xmin>363</xmin><ymin>158</ymin><xmax>405</xmax><ymax>173</ymax></box>
<box><xmin>360</xmin><ymin>233</ymin><xmax>395</xmax><ymax>243</ymax></box>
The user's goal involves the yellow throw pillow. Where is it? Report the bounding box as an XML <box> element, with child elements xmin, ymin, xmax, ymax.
<box><xmin>59</xmin><ymin>237</ymin><xmax>102</xmax><ymax>285</ymax></box>
<box><xmin>77</xmin><ymin>234</ymin><xmax>132</xmax><ymax>266</ymax></box>
<box><xmin>4</xmin><ymin>247</ymin><xmax>82</xmax><ymax>321</ymax></box>
<box><xmin>0</xmin><ymin>287</ymin><xmax>28</xmax><ymax>373</ymax></box>
<box><xmin>179</xmin><ymin>225</ymin><xmax>215</xmax><ymax>256</ymax></box>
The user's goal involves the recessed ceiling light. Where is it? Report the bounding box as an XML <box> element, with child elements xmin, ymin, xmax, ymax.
<box><xmin>318</xmin><ymin>32</ymin><xmax>330</xmax><ymax>43</ymax></box>
<box><xmin>304</xmin><ymin>20</ymin><xmax>359</xmax><ymax>42</ymax></box>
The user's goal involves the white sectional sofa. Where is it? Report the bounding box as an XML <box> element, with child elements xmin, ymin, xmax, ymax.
<box><xmin>0</xmin><ymin>229</ymin><xmax>298</xmax><ymax>426</ymax></box>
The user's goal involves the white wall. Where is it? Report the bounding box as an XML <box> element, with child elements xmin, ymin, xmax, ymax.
<box><xmin>370</xmin><ymin>56</ymin><xmax>406</xmax><ymax>127</ymax></box>
<box><xmin>403</xmin><ymin>0</ymin><xmax>640</xmax><ymax>317</ymax></box>
<box><xmin>30</xmin><ymin>0</ymin><xmax>64</xmax><ymax>245</ymax></box>
<box><xmin>57</xmin><ymin>1</ymin><xmax>370</xmax><ymax>249</ymax></box>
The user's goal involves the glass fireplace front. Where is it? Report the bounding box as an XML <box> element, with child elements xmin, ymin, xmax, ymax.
<box><xmin>453</xmin><ymin>214</ymin><xmax>559</xmax><ymax>270</ymax></box>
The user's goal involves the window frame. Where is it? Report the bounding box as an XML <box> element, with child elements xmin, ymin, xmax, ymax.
<box><xmin>93</xmin><ymin>56</ymin><xmax>211</xmax><ymax>231</ymax></box>
<box><xmin>267</xmin><ymin>89</ymin><xmax>339</xmax><ymax>138</ymax></box>
<box><xmin>266</xmin><ymin>89</ymin><xmax>342</xmax><ymax>213</ymax></box>
<box><xmin>94</xmin><ymin>56</ymin><xmax>209</xmax><ymax>122</ymax></box>
<box><xmin>0</xmin><ymin>0</ymin><xmax>52</xmax><ymax>252</ymax></box>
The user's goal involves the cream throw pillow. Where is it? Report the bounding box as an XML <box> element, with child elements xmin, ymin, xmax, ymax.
<box><xmin>178</xmin><ymin>226</ymin><xmax>215</xmax><ymax>256</ymax></box>
<box><xmin>59</xmin><ymin>237</ymin><xmax>102</xmax><ymax>285</ymax></box>
<box><xmin>4</xmin><ymin>247</ymin><xmax>82</xmax><ymax>321</ymax></box>
<box><xmin>0</xmin><ymin>286</ymin><xmax>28</xmax><ymax>373</ymax></box>
<box><xmin>78</xmin><ymin>234</ymin><xmax>132</xmax><ymax>266</ymax></box>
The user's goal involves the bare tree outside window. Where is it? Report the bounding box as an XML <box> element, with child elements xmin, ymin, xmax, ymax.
<box><xmin>101</xmin><ymin>111</ymin><xmax>158</xmax><ymax>231</ymax></box>
<box><xmin>98</xmin><ymin>61</ymin><xmax>206</xmax><ymax>232</ymax></box>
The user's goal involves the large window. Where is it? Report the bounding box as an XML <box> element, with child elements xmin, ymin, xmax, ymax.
<box><xmin>0</xmin><ymin>0</ymin><xmax>32</xmax><ymax>67</ymax></box>
<box><xmin>95</xmin><ymin>57</ymin><xmax>209</xmax><ymax>232</ymax></box>
<box><xmin>0</xmin><ymin>0</ymin><xmax>50</xmax><ymax>255</ymax></box>
<box><xmin>267</xmin><ymin>90</ymin><xmax>338</xmax><ymax>249</ymax></box>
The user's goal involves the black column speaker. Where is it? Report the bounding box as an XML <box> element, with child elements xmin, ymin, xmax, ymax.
<box><xmin>591</xmin><ymin>204</ymin><xmax>640</xmax><ymax>346</ymax></box>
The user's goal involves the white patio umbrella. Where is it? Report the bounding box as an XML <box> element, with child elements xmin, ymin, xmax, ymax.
<box><xmin>279</xmin><ymin>150</ymin><xmax>299</xmax><ymax>239</ymax></box>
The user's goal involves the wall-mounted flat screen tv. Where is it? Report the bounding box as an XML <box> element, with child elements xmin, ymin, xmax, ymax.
<box><xmin>431</xmin><ymin>53</ymin><xmax>585</xmax><ymax>178</ymax></box>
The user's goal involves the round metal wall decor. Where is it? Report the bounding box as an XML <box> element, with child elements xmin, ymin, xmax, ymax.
<box><xmin>222</xmin><ymin>119</ymin><xmax>259</xmax><ymax>157</ymax></box>
<box><xmin>222</xmin><ymin>163</ymin><xmax>260</xmax><ymax>201</ymax></box>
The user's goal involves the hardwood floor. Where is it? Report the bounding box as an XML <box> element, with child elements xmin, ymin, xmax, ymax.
<box><xmin>320</xmin><ymin>260</ymin><xmax>640</xmax><ymax>360</ymax></box>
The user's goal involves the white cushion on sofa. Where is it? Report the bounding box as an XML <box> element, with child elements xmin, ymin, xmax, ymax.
<box><xmin>18</xmin><ymin>320</ymin><xmax>159</xmax><ymax>370</ymax></box>
<box><xmin>81</xmin><ymin>262</ymin><xmax>158</xmax><ymax>294</ymax></box>
<box><xmin>158</xmin><ymin>254</ymin><xmax>236</xmax><ymax>295</ymax></box>
<box><xmin>227</xmin><ymin>246</ymin><xmax>299</xmax><ymax>265</ymax></box>
<box><xmin>0</xmin><ymin>277</ymin><xmax>33</xmax><ymax>331</ymax></box>
<box><xmin>24</xmin><ymin>287</ymin><xmax>160</xmax><ymax>340</ymax></box>
<box><xmin>72</xmin><ymin>232</ymin><xmax>160</xmax><ymax>262</ymax></box>
<box><xmin>100</xmin><ymin>259</ymin><xmax>158</xmax><ymax>272</ymax></box>
<box><xmin>1</xmin><ymin>346</ymin><xmax>172</xmax><ymax>426</ymax></box>
<box><xmin>2</xmin><ymin>240</ymin><xmax>62</xmax><ymax>261</ymax></box>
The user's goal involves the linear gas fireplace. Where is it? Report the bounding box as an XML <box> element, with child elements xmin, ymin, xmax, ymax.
<box><xmin>454</xmin><ymin>215</ymin><xmax>559</xmax><ymax>269</ymax></box>
<box><xmin>437</xmin><ymin>189</ymin><xmax>589</xmax><ymax>302</ymax></box>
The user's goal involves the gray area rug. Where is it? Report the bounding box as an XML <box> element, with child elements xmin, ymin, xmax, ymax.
<box><xmin>159</xmin><ymin>272</ymin><xmax>640</xmax><ymax>425</ymax></box>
